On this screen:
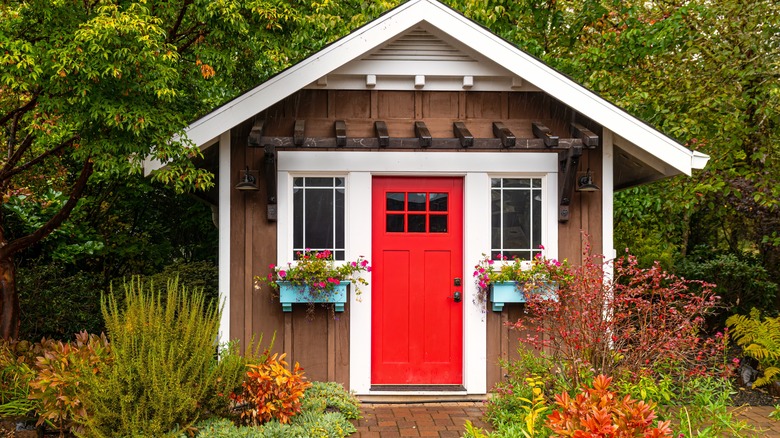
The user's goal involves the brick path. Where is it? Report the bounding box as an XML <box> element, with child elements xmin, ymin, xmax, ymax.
<box><xmin>353</xmin><ymin>402</ymin><xmax>780</xmax><ymax>437</ymax></box>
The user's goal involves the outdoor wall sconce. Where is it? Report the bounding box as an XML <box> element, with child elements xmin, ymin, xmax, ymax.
<box><xmin>577</xmin><ymin>169</ymin><xmax>601</xmax><ymax>192</ymax></box>
<box><xmin>235</xmin><ymin>167</ymin><xmax>260</xmax><ymax>191</ymax></box>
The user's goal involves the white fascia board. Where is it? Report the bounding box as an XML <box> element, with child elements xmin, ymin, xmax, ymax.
<box><xmin>418</xmin><ymin>1</ymin><xmax>701</xmax><ymax>176</ymax></box>
<box><xmin>183</xmin><ymin>0</ymin><xmax>430</xmax><ymax>148</ymax></box>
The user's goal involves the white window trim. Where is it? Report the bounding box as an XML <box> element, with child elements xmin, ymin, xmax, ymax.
<box><xmin>277</xmin><ymin>151</ymin><xmax>558</xmax><ymax>395</ymax></box>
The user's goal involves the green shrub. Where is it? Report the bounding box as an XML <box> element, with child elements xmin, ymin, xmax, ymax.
<box><xmin>79</xmin><ymin>277</ymin><xmax>223</xmax><ymax>437</ymax></box>
<box><xmin>0</xmin><ymin>341</ymin><xmax>37</xmax><ymax>418</ymax></box>
<box><xmin>302</xmin><ymin>381</ymin><xmax>362</xmax><ymax>420</ymax></box>
<box><xmin>727</xmin><ymin>308</ymin><xmax>780</xmax><ymax>387</ymax></box>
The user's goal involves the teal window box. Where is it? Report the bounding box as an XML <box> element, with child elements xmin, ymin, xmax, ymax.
<box><xmin>489</xmin><ymin>281</ymin><xmax>558</xmax><ymax>312</ymax></box>
<box><xmin>277</xmin><ymin>280</ymin><xmax>349</xmax><ymax>312</ymax></box>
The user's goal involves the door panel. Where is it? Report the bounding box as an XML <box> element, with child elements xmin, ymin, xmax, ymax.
<box><xmin>371</xmin><ymin>177</ymin><xmax>463</xmax><ymax>385</ymax></box>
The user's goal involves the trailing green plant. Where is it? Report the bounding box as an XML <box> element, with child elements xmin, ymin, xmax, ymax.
<box><xmin>301</xmin><ymin>381</ymin><xmax>362</xmax><ymax>420</ymax></box>
<box><xmin>726</xmin><ymin>308</ymin><xmax>780</xmax><ymax>388</ymax></box>
<box><xmin>546</xmin><ymin>375</ymin><xmax>672</xmax><ymax>437</ymax></box>
<box><xmin>79</xmin><ymin>278</ymin><xmax>223</xmax><ymax>437</ymax></box>
<box><xmin>0</xmin><ymin>341</ymin><xmax>37</xmax><ymax>418</ymax></box>
<box><xmin>28</xmin><ymin>332</ymin><xmax>111</xmax><ymax>436</ymax></box>
<box><xmin>770</xmin><ymin>405</ymin><xmax>780</xmax><ymax>421</ymax></box>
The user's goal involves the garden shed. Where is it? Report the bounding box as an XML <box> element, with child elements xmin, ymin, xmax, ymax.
<box><xmin>145</xmin><ymin>0</ymin><xmax>708</xmax><ymax>398</ymax></box>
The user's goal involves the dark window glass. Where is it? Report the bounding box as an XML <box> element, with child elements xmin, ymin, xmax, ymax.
<box><xmin>532</xmin><ymin>188</ymin><xmax>542</xmax><ymax>250</ymax></box>
<box><xmin>304</xmin><ymin>189</ymin><xmax>334</xmax><ymax>249</ymax></box>
<box><xmin>430</xmin><ymin>215</ymin><xmax>447</xmax><ymax>233</ymax></box>
<box><xmin>504</xmin><ymin>178</ymin><xmax>531</xmax><ymax>188</ymax></box>
<box><xmin>532</xmin><ymin>179</ymin><xmax>542</xmax><ymax>188</ymax></box>
<box><xmin>335</xmin><ymin>178</ymin><xmax>345</xmax><ymax>187</ymax></box>
<box><xmin>408</xmin><ymin>193</ymin><xmax>426</xmax><ymax>211</ymax></box>
<box><xmin>491</xmin><ymin>178</ymin><xmax>501</xmax><ymax>188</ymax></box>
<box><xmin>387</xmin><ymin>214</ymin><xmax>404</xmax><ymax>232</ymax></box>
<box><xmin>293</xmin><ymin>188</ymin><xmax>303</xmax><ymax>249</ymax></box>
<box><xmin>491</xmin><ymin>178</ymin><xmax>543</xmax><ymax>261</ymax></box>
<box><xmin>335</xmin><ymin>188</ymin><xmax>345</xmax><ymax>248</ymax></box>
<box><xmin>503</xmin><ymin>189</ymin><xmax>531</xmax><ymax>250</ymax></box>
<box><xmin>386</xmin><ymin>193</ymin><xmax>405</xmax><ymax>211</ymax></box>
<box><xmin>408</xmin><ymin>215</ymin><xmax>426</xmax><ymax>232</ymax></box>
<box><xmin>293</xmin><ymin>178</ymin><xmax>304</xmax><ymax>187</ymax></box>
<box><xmin>305</xmin><ymin>177</ymin><xmax>335</xmax><ymax>187</ymax></box>
<box><xmin>429</xmin><ymin>193</ymin><xmax>448</xmax><ymax>211</ymax></box>
<box><xmin>504</xmin><ymin>250</ymin><xmax>531</xmax><ymax>260</ymax></box>
<box><xmin>491</xmin><ymin>190</ymin><xmax>501</xmax><ymax>250</ymax></box>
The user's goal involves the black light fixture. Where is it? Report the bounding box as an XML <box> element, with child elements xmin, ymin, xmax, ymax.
<box><xmin>577</xmin><ymin>168</ymin><xmax>600</xmax><ymax>192</ymax></box>
<box><xmin>235</xmin><ymin>167</ymin><xmax>259</xmax><ymax>191</ymax></box>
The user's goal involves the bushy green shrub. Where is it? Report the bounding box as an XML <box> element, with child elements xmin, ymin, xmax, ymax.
<box><xmin>302</xmin><ymin>381</ymin><xmax>362</xmax><ymax>420</ymax></box>
<box><xmin>79</xmin><ymin>278</ymin><xmax>223</xmax><ymax>437</ymax></box>
<box><xmin>727</xmin><ymin>308</ymin><xmax>780</xmax><ymax>387</ymax></box>
<box><xmin>0</xmin><ymin>341</ymin><xmax>37</xmax><ymax>418</ymax></box>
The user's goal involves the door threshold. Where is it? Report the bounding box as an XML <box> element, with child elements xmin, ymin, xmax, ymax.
<box><xmin>370</xmin><ymin>385</ymin><xmax>466</xmax><ymax>392</ymax></box>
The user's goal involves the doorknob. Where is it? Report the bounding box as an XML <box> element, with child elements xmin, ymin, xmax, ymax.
<box><xmin>453</xmin><ymin>291</ymin><xmax>462</xmax><ymax>303</ymax></box>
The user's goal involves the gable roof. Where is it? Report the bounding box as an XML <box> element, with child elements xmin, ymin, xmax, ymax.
<box><xmin>146</xmin><ymin>0</ymin><xmax>708</xmax><ymax>181</ymax></box>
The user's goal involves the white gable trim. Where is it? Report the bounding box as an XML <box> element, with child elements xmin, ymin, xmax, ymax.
<box><xmin>160</xmin><ymin>0</ymin><xmax>707</xmax><ymax>177</ymax></box>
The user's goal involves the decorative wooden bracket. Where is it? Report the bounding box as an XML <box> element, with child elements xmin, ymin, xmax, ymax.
<box><xmin>264</xmin><ymin>144</ymin><xmax>277</xmax><ymax>221</ymax></box>
<box><xmin>558</xmin><ymin>144</ymin><xmax>583</xmax><ymax>222</ymax></box>
<box><xmin>532</xmin><ymin>122</ymin><xmax>559</xmax><ymax>147</ymax></box>
<box><xmin>375</xmin><ymin>121</ymin><xmax>389</xmax><ymax>148</ymax></box>
<box><xmin>453</xmin><ymin>122</ymin><xmax>473</xmax><ymax>148</ymax></box>
<box><xmin>415</xmin><ymin>121</ymin><xmax>432</xmax><ymax>148</ymax></box>
<box><xmin>294</xmin><ymin>120</ymin><xmax>305</xmax><ymax>146</ymax></box>
<box><xmin>570</xmin><ymin>123</ymin><xmax>599</xmax><ymax>148</ymax></box>
<box><xmin>248</xmin><ymin>120</ymin><xmax>264</xmax><ymax>147</ymax></box>
<box><xmin>335</xmin><ymin>120</ymin><xmax>347</xmax><ymax>148</ymax></box>
<box><xmin>492</xmin><ymin>122</ymin><xmax>516</xmax><ymax>148</ymax></box>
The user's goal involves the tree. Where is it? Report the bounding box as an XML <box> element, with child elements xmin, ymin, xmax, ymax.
<box><xmin>0</xmin><ymin>0</ymin><xmax>397</xmax><ymax>340</ymax></box>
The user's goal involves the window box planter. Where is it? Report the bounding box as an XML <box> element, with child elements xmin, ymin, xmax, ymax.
<box><xmin>489</xmin><ymin>281</ymin><xmax>558</xmax><ymax>312</ymax></box>
<box><xmin>277</xmin><ymin>280</ymin><xmax>350</xmax><ymax>312</ymax></box>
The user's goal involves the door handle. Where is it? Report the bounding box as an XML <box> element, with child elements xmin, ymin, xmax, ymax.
<box><xmin>453</xmin><ymin>291</ymin><xmax>462</xmax><ymax>303</ymax></box>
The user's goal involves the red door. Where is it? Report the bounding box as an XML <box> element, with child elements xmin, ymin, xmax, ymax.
<box><xmin>371</xmin><ymin>177</ymin><xmax>463</xmax><ymax>385</ymax></box>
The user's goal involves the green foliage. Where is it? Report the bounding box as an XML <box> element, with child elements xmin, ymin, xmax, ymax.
<box><xmin>79</xmin><ymin>278</ymin><xmax>222</xmax><ymax>437</ymax></box>
<box><xmin>0</xmin><ymin>341</ymin><xmax>37</xmax><ymax>418</ymax></box>
<box><xmin>727</xmin><ymin>309</ymin><xmax>780</xmax><ymax>387</ymax></box>
<box><xmin>302</xmin><ymin>381</ymin><xmax>362</xmax><ymax>421</ymax></box>
<box><xmin>676</xmin><ymin>252</ymin><xmax>778</xmax><ymax>323</ymax></box>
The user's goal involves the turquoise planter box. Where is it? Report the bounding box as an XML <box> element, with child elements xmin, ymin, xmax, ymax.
<box><xmin>489</xmin><ymin>281</ymin><xmax>558</xmax><ymax>312</ymax></box>
<box><xmin>277</xmin><ymin>280</ymin><xmax>349</xmax><ymax>312</ymax></box>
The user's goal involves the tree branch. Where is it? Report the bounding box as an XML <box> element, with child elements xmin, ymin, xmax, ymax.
<box><xmin>167</xmin><ymin>0</ymin><xmax>194</xmax><ymax>44</ymax></box>
<box><xmin>0</xmin><ymin>92</ymin><xmax>39</xmax><ymax>129</ymax></box>
<box><xmin>0</xmin><ymin>134</ymin><xmax>33</xmax><ymax>182</ymax></box>
<box><xmin>2</xmin><ymin>135</ymin><xmax>78</xmax><ymax>181</ymax></box>
<box><xmin>0</xmin><ymin>159</ymin><xmax>94</xmax><ymax>261</ymax></box>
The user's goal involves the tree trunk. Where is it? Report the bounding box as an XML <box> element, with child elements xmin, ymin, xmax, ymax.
<box><xmin>0</xmin><ymin>252</ymin><xmax>19</xmax><ymax>340</ymax></box>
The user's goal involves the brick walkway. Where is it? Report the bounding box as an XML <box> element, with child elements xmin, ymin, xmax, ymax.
<box><xmin>353</xmin><ymin>402</ymin><xmax>780</xmax><ymax>437</ymax></box>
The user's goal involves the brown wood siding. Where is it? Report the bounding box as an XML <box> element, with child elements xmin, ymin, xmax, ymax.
<box><xmin>232</xmin><ymin>90</ymin><xmax>605</xmax><ymax>392</ymax></box>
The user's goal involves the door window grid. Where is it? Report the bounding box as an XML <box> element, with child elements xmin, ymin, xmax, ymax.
<box><xmin>292</xmin><ymin>177</ymin><xmax>345</xmax><ymax>260</ymax></box>
<box><xmin>385</xmin><ymin>192</ymin><xmax>448</xmax><ymax>233</ymax></box>
<box><xmin>491</xmin><ymin>178</ymin><xmax>542</xmax><ymax>260</ymax></box>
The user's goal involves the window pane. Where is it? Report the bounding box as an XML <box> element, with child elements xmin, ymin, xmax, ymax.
<box><xmin>293</xmin><ymin>188</ymin><xmax>303</xmax><ymax>249</ymax></box>
<box><xmin>293</xmin><ymin>177</ymin><xmax>304</xmax><ymax>187</ymax></box>
<box><xmin>335</xmin><ymin>188</ymin><xmax>345</xmax><ymax>251</ymax></box>
<box><xmin>430</xmin><ymin>215</ymin><xmax>447</xmax><ymax>233</ymax></box>
<box><xmin>504</xmin><ymin>178</ymin><xmax>531</xmax><ymax>188</ymax></box>
<box><xmin>335</xmin><ymin>178</ymin><xmax>345</xmax><ymax>187</ymax></box>
<box><xmin>305</xmin><ymin>177</ymin><xmax>335</xmax><ymax>187</ymax></box>
<box><xmin>491</xmin><ymin>178</ymin><xmax>501</xmax><ymax>188</ymax></box>
<box><xmin>335</xmin><ymin>251</ymin><xmax>345</xmax><ymax>260</ymax></box>
<box><xmin>532</xmin><ymin>178</ymin><xmax>542</xmax><ymax>188</ymax></box>
<box><xmin>502</xmin><ymin>189</ymin><xmax>531</xmax><ymax>250</ymax></box>
<box><xmin>429</xmin><ymin>193</ymin><xmax>448</xmax><ymax>211</ymax></box>
<box><xmin>532</xmin><ymin>188</ymin><xmax>542</xmax><ymax>250</ymax></box>
<box><xmin>491</xmin><ymin>189</ymin><xmax>501</xmax><ymax>250</ymax></box>
<box><xmin>504</xmin><ymin>250</ymin><xmax>531</xmax><ymax>261</ymax></box>
<box><xmin>408</xmin><ymin>193</ymin><xmax>426</xmax><ymax>211</ymax></box>
<box><xmin>387</xmin><ymin>214</ymin><xmax>404</xmax><ymax>232</ymax></box>
<box><xmin>304</xmin><ymin>189</ymin><xmax>334</xmax><ymax>249</ymax></box>
<box><xmin>408</xmin><ymin>215</ymin><xmax>426</xmax><ymax>232</ymax></box>
<box><xmin>386</xmin><ymin>193</ymin><xmax>405</xmax><ymax>211</ymax></box>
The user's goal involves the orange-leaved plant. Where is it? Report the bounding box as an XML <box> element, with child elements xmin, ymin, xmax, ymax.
<box><xmin>546</xmin><ymin>374</ymin><xmax>672</xmax><ymax>438</ymax></box>
<box><xmin>232</xmin><ymin>352</ymin><xmax>311</xmax><ymax>425</ymax></box>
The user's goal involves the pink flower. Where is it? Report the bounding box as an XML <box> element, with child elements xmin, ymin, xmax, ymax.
<box><xmin>538</xmin><ymin>244</ymin><xmax>545</xmax><ymax>250</ymax></box>
<box><xmin>278</xmin><ymin>270</ymin><xmax>286</xmax><ymax>278</ymax></box>
<box><xmin>269</xmin><ymin>264</ymin><xmax>275</xmax><ymax>269</ymax></box>
<box><xmin>351</xmin><ymin>261</ymin><xmax>358</xmax><ymax>267</ymax></box>
<box><xmin>360</xmin><ymin>259</ymin><xmax>368</xmax><ymax>267</ymax></box>
<box><xmin>366</xmin><ymin>267</ymin><xmax>372</xmax><ymax>272</ymax></box>
<box><xmin>328</xmin><ymin>277</ymin><xmax>340</xmax><ymax>284</ymax></box>
<box><xmin>267</xmin><ymin>273</ymin><xmax>273</xmax><ymax>280</ymax></box>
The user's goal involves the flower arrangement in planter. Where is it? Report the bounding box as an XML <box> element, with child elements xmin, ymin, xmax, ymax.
<box><xmin>473</xmin><ymin>249</ymin><xmax>570</xmax><ymax>311</ymax></box>
<box><xmin>257</xmin><ymin>250</ymin><xmax>371</xmax><ymax>313</ymax></box>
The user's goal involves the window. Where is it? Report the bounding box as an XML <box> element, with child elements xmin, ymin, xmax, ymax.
<box><xmin>293</xmin><ymin>177</ymin><xmax>345</xmax><ymax>260</ymax></box>
<box><xmin>385</xmin><ymin>191</ymin><xmax>448</xmax><ymax>233</ymax></box>
<box><xmin>491</xmin><ymin>177</ymin><xmax>542</xmax><ymax>260</ymax></box>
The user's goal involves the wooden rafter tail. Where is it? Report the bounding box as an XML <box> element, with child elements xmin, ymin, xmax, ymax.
<box><xmin>248</xmin><ymin>119</ymin><xmax>265</xmax><ymax>147</ymax></box>
<box><xmin>453</xmin><ymin>122</ymin><xmax>474</xmax><ymax>148</ymax></box>
<box><xmin>492</xmin><ymin>122</ymin><xmax>516</xmax><ymax>148</ymax></box>
<box><xmin>558</xmin><ymin>144</ymin><xmax>583</xmax><ymax>222</ymax></box>
<box><xmin>294</xmin><ymin>120</ymin><xmax>305</xmax><ymax>147</ymax></box>
<box><xmin>415</xmin><ymin>121</ymin><xmax>432</xmax><ymax>148</ymax></box>
<box><xmin>375</xmin><ymin>121</ymin><xmax>389</xmax><ymax>148</ymax></box>
<box><xmin>335</xmin><ymin>120</ymin><xmax>347</xmax><ymax>148</ymax></box>
<box><xmin>532</xmin><ymin>122</ymin><xmax>559</xmax><ymax>148</ymax></box>
<box><xmin>570</xmin><ymin>123</ymin><xmax>599</xmax><ymax>148</ymax></box>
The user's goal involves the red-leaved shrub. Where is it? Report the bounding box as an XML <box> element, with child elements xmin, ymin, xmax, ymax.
<box><xmin>546</xmin><ymin>374</ymin><xmax>672</xmax><ymax>437</ymax></box>
<box><xmin>513</xmin><ymin>236</ymin><xmax>722</xmax><ymax>385</ymax></box>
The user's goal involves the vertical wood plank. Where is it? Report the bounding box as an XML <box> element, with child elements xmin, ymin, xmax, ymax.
<box><xmin>230</xmin><ymin>129</ymin><xmax>246</xmax><ymax>345</ymax></box>
<box><xmin>370</xmin><ymin>90</ymin><xmax>378</xmax><ymax>119</ymax></box>
<box><xmin>327</xmin><ymin>313</ymin><xmax>336</xmax><ymax>381</ymax></box>
<box><xmin>501</xmin><ymin>92</ymin><xmax>509</xmax><ymax>119</ymax></box>
<box><xmin>284</xmin><ymin>313</ymin><xmax>293</xmax><ymax>360</ymax></box>
<box><xmin>414</xmin><ymin>91</ymin><xmax>423</xmax><ymax>119</ymax></box>
<box><xmin>335</xmin><ymin>303</ymin><xmax>350</xmax><ymax>388</ymax></box>
<box><xmin>458</xmin><ymin>91</ymin><xmax>466</xmax><ymax>119</ymax></box>
<box><xmin>328</xmin><ymin>90</ymin><xmax>336</xmax><ymax>119</ymax></box>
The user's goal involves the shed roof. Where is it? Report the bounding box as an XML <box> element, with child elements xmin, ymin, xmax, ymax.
<box><xmin>146</xmin><ymin>0</ymin><xmax>708</xmax><ymax>186</ymax></box>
